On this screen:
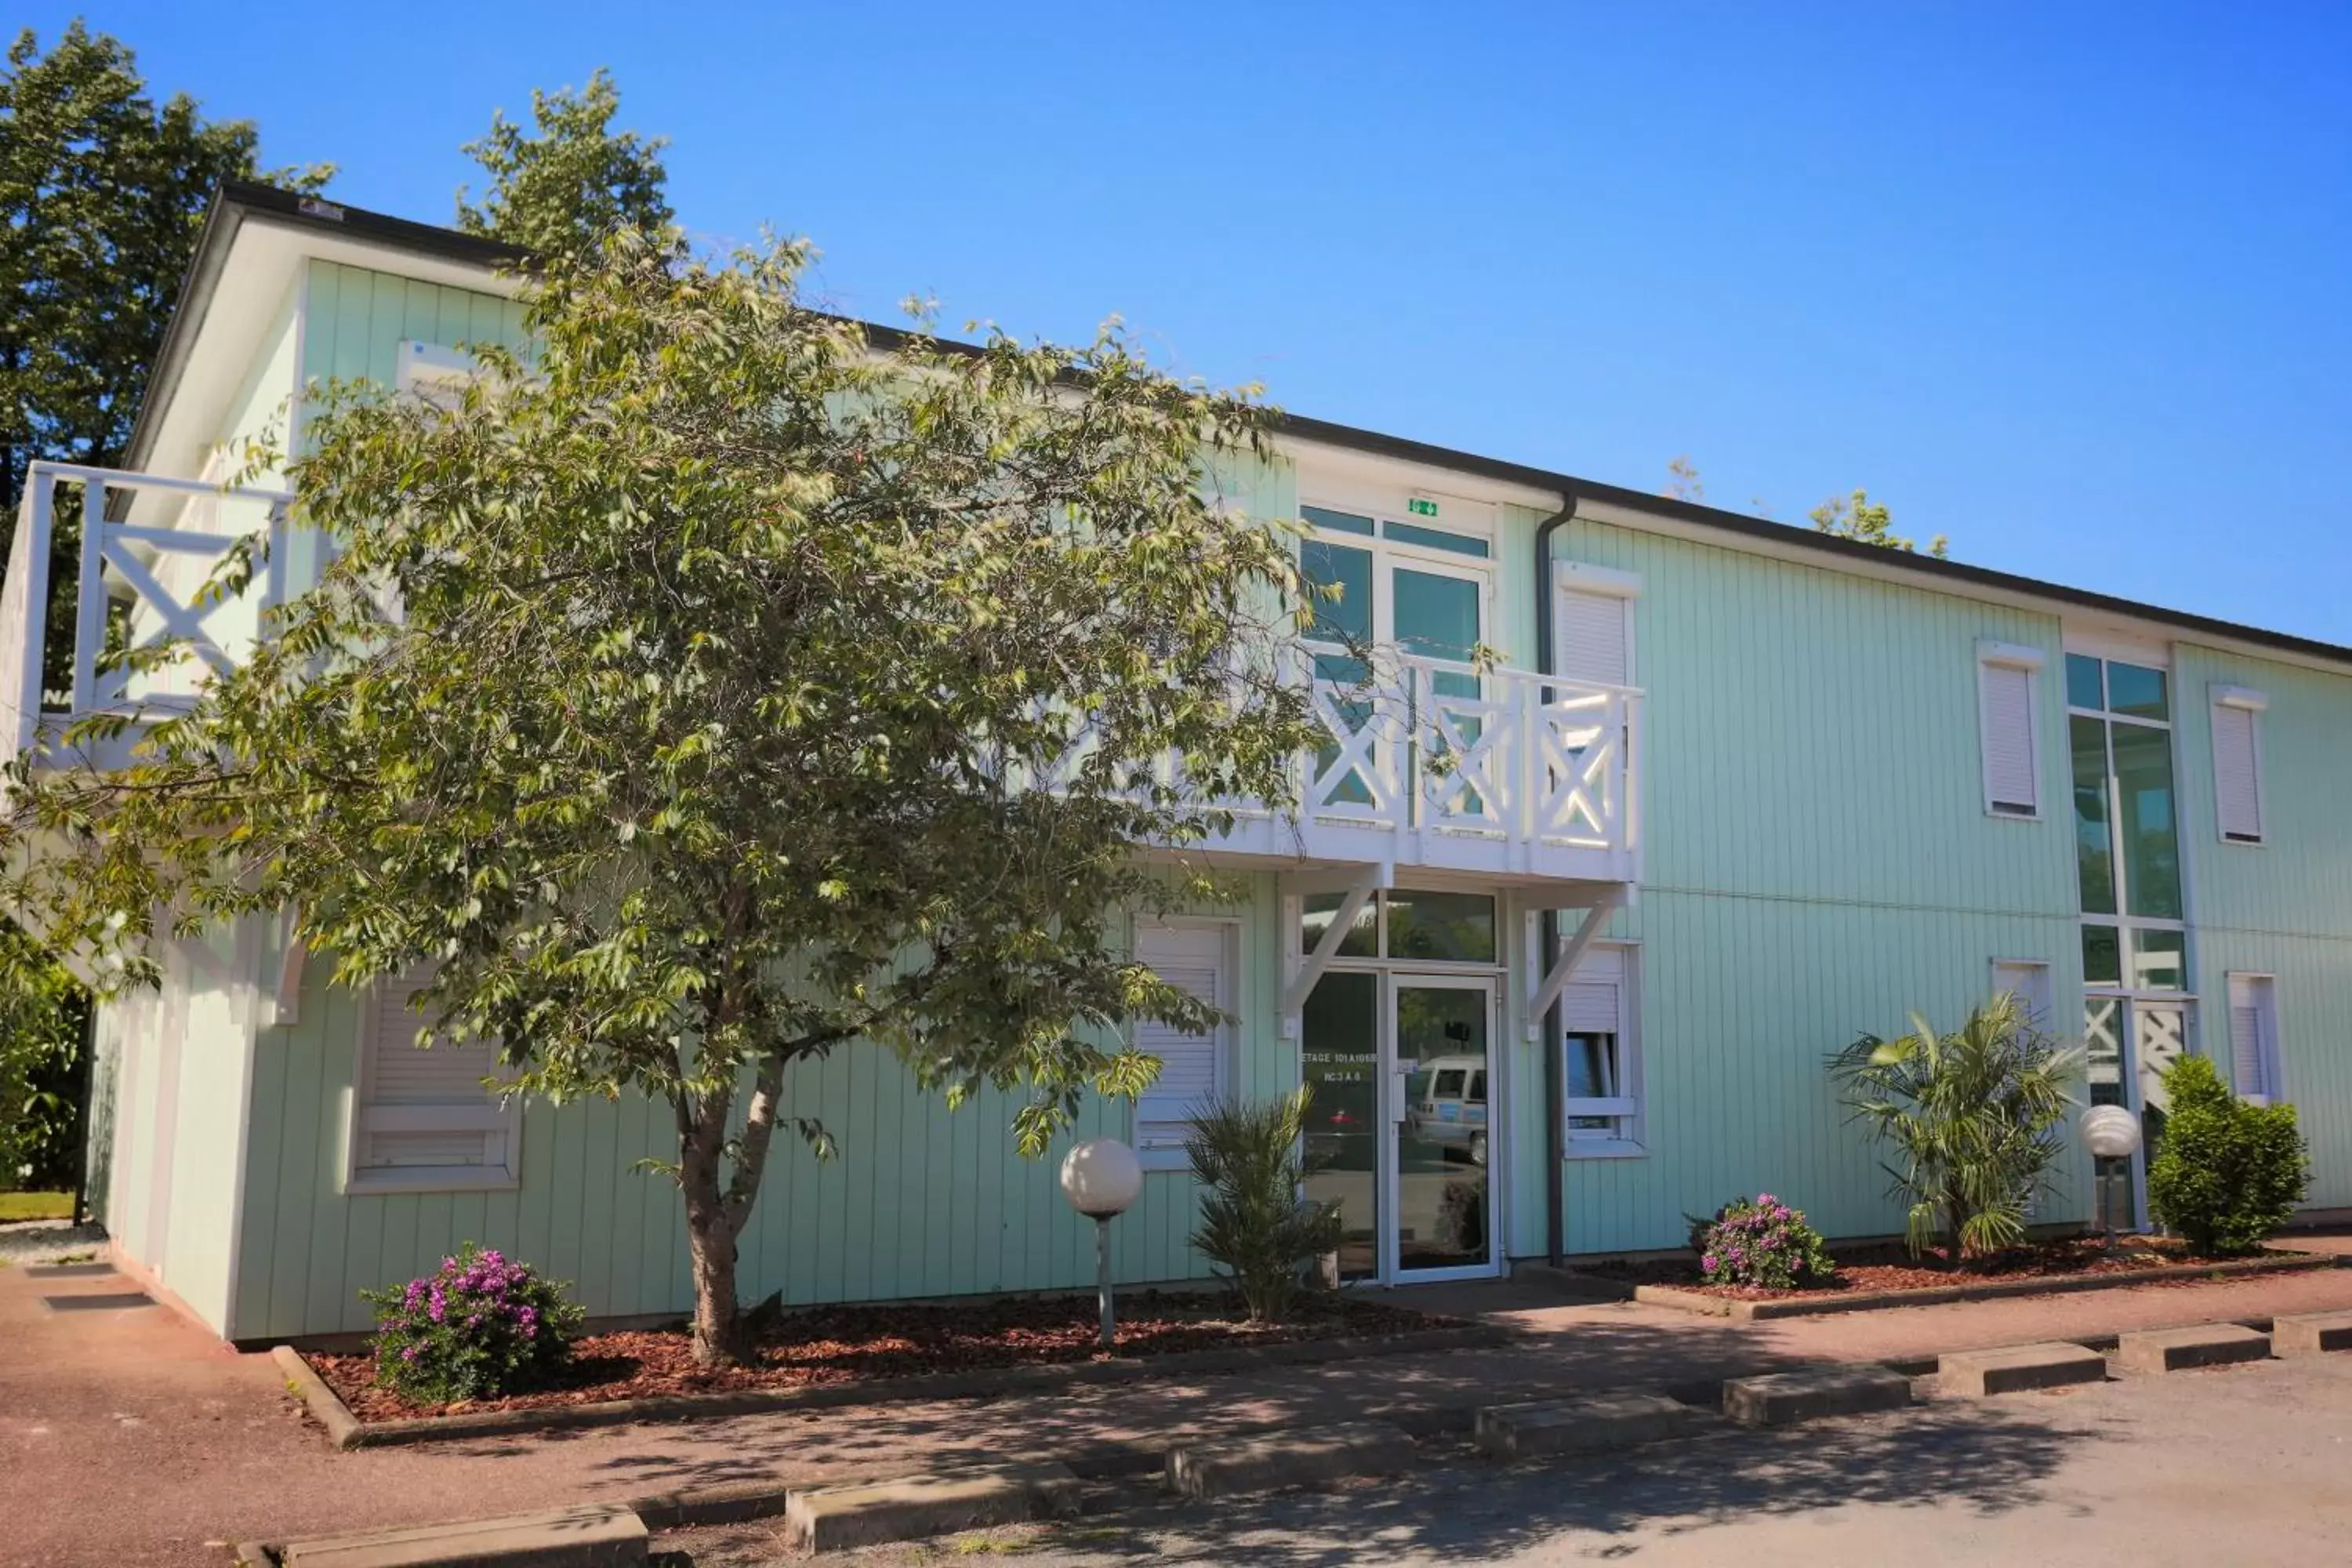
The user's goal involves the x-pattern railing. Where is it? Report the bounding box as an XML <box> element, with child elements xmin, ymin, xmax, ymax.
<box><xmin>2</xmin><ymin>461</ymin><xmax>290</xmax><ymax>760</ymax></box>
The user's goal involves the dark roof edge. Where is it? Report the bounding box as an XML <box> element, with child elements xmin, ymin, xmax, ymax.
<box><xmin>129</xmin><ymin>184</ymin><xmax>2352</xmax><ymax>672</ymax></box>
<box><xmin>123</xmin><ymin>183</ymin><xmax>528</xmax><ymax>471</ymax></box>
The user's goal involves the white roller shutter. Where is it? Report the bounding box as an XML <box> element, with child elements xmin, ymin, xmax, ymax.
<box><xmin>1979</xmin><ymin>659</ymin><xmax>2039</xmax><ymax>815</ymax></box>
<box><xmin>2212</xmin><ymin>696</ymin><xmax>2265</xmax><ymax>844</ymax></box>
<box><xmin>2227</xmin><ymin>973</ymin><xmax>2278</xmax><ymax>1103</ymax></box>
<box><xmin>1555</xmin><ymin>589</ymin><xmax>1630</xmax><ymax>688</ymax></box>
<box><xmin>1133</xmin><ymin>923</ymin><xmax>1230</xmax><ymax>1152</ymax></box>
<box><xmin>1562</xmin><ymin>944</ymin><xmax>1624</xmax><ymax>1034</ymax></box>
<box><xmin>352</xmin><ymin>971</ymin><xmax>517</xmax><ymax>1184</ymax></box>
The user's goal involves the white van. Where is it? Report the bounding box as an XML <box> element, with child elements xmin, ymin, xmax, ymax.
<box><xmin>1409</xmin><ymin>1054</ymin><xmax>1489</xmax><ymax>1166</ymax></box>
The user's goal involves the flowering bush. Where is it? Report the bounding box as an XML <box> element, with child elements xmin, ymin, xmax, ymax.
<box><xmin>1690</xmin><ymin>1194</ymin><xmax>1837</xmax><ymax>1290</ymax></box>
<box><xmin>361</xmin><ymin>1244</ymin><xmax>585</xmax><ymax>1403</ymax></box>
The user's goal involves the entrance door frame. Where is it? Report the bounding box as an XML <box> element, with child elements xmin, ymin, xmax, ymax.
<box><xmin>1378</xmin><ymin>968</ymin><xmax>1504</xmax><ymax>1284</ymax></box>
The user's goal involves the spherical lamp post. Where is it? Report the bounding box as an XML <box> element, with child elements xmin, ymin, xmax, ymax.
<box><xmin>1060</xmin><ymin>1138</ymin><xmax>1143</xmax><ymax>1350</ymax></box>
<box><xmin>2079</xmin><ymin>1104</ymin><xmax>2143</xmax><ymax>1246</ymax></box>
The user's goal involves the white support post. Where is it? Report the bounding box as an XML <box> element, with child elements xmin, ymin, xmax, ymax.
<box><xmin>13</xmin><ymin>476</ymin><xmax>55</xmax><ymax>753</ymax></box>
<box><xmin>1525</xmin><ymin>884</ymin><xmax>1627</xmax><ymax>1041</ymax></box>
<box><xmin>71</xmin><ymin>475</ymin><xmax>106</xmax><ymax>717</ymax></box>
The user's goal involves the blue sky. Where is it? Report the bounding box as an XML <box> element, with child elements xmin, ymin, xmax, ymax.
<box><xmin>29</xmin><ymin>3</ymin><xmax>2352</xmax><ymax>641</ymax></box>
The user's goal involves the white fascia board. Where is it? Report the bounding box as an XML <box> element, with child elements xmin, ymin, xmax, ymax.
<box><xmin>1976</xmin><ymin>638</ymin><xmax>2047</xmax><ymax>670</ymax></box>
<box><xmin>1280</xmin><ymin>434</ymin><xmax>1566</xmax><ymax>515</ymax></box>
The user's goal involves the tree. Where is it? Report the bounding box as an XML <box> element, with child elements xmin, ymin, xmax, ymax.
<box><xmin>2145</xmin><ymin>1053</ymin><xmax>2308</xmax><ymax>1255</ymax></box>
<box><xmin>1662</xmin><ymin>455</ymin><xmax>1704</xmax><ymax>503</ymax></box>
<box><xmin>0</xmin><ymin>921</ymin><xmax>84</xmax><ymax>1192</ymax></box>
<box><xmin>1829</xmin><ymin>994</ymin><xmax>2079</xmax><ymax>1266</ymax></box>
<box><xmin>0</xmin><ymin>230</ymin><xmax>1326</xmax><ymax>1365</ymax></box>
<box><xmin>1810</xmin><ymin>487</ymin><xmax>1947</xmax><ymax>559</ymax></box>
<box><xmin>456</xmin><ymin>69</ymin><xmax>671</xmax><ymax>260</ymax></box>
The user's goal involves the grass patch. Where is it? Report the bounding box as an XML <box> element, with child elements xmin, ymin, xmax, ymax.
<box><xmin>0</xmin><ymin>1192</ymin><xmax>72</xmax><ymax>1222</ymax></box>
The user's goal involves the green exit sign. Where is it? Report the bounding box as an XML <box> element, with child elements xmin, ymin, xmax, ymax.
<box><xmin>1406</xmin><ymin>497</ymin><xmax>1439</xmax><ymax>517</ymax></box>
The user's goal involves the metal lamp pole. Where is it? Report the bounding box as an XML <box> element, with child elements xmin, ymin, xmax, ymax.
<box><xmin>1059</xmin><ymin>1138</ymin><xmax>1142</xmax><ymax>1351</ymax></box>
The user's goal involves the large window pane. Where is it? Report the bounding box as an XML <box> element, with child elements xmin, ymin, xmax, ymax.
<box><xmin>2065</xmin><ymin>653</ymin><xmax>2103</xmax><ymax>711</ymax></box>
<box><xmin>2131</xmin><ymin>928</ymin><xmax>2186</xmax><ymax>991</ymax></box>
<box><xmin>2082</xmin><ymin>923</ymin><xmax>2122</xmax><ymax>986</ymax></box>
<box><xmin>2112</xmin><ymin>724</ymin><xmax>2183</xmax><ymax>919</ymax></box>
<box><xmin>1301</xmin><ymin>504</ymin><xmax>1375</xmax><ymax>537</ymax></box>
<box><xmin>1301</xmin><ymin>891</ymin><xmax>1378</xmax><ymax>957</ymax></box>
<box><xmin>2107</xmin><ymin>662</ymin><xmax>2170</xmax><ymax>722</ymax></box>
<box><xmin>1301</xmin><ymin>539</ymin><xmax>1373</xmax><ymax>646</ymax></box>
<box><xmin>2071</xmin><ymin>715</ymin><xmax>2115</xmax><ymax>914</ymax></box>
<box><xmin>1385</xmin><ymin>891</ymin><xmax>1496</xmax><ymax>963</ymax></box>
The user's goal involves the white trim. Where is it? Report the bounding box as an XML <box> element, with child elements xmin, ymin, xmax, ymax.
<box><xmin>1131</xmin><ymin>914</ymin><xmax>1243</xmax><ymax>1171</ymax></box>
<box><xmin>2225</xmin><ymin>971</ymin><xmax>2284</xmax><ymax>1105</ymax></box>
<box><xmin>2209</xmin><ymin>685</ymin><xmax>2269</xmax><ymax>847</ymax></box>
<box><xmin>1552</xmin><ymin>561</ymin><xmax>1643</xmax><ymax>599</ymax></box>
<box><xmin>343</xmin><ymin>972</ymin><xmax>521</xmax><ymax>1195</ymax></box>
<box><xmin>1976</xmin><ymin>646</ymin><xmax>2044</xmax><ymax>819</ymax></box>
<box><xmin>2212</xmin><ymin>684</ymin><xmax>2270</xmax><ymax>713</ymax></box>
<box><xmin>1562</xmin><ymin>939</ymin><xmax>1645</xmax><ymax>1157</ymax></box>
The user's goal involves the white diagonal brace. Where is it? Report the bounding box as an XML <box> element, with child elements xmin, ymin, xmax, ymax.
<box><xmin>1528</xmin><ymin>884</ymin><xmax>1629</xmax><ymax>1030</ymax></box>
<box><xmin>1280</xmin><ymin>871</ymin><xmax>1381</xmax><ymax>1016</ymax></box>
<box><xmin>100</xmin><ymin>541</ymin><xmax>238</xmax><ymax>676</ymax></box>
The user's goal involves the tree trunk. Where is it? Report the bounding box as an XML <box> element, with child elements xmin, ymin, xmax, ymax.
<box><xmin>681</xmin><ymin>1123</ymin><xmax>746</xmax><ymax>1367</ymax></box>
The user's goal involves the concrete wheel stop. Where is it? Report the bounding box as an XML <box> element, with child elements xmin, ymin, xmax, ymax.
<box><xmin>1722</xmin><ymin>1364</ymin><xmax>1914</xmax><ymax>1427</ymax></box>
<box><xmin>2116</xmin><ymin>1323</ymin><xmax>2272</xmax><ymax>1374</ymax></box>
<box><xmin>1937</xmin><ymin>1341</ymin><xmax>2108</xmax><ymax>1396</ymax></box>
<box><xmin>1476</xmin><ymin>1391</ymin><xmax>1712</xmax><ymax>1458</ymax></box>
<box><xmin>2272</xmin><ymin>1310</ymin><xmax>2352</xmax><ymax>1356</ymax></box>
<box><xmin>273</xmin><ymin>1504</ymin><xmax>647</xmax><ymax>1567</ymax></box>
<box><xmin>1165</xmin><ymin>1421</ymin><xmax>1417</xmax><ymax>1500</ymax></box>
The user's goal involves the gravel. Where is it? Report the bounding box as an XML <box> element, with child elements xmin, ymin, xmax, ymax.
<box><xmin>0</xmin><ymin>1217</ymin><xmax>107</xmax><ymax>1266</ymax></box>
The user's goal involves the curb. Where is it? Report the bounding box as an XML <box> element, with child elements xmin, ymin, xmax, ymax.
<box><xmin>1602</xmin><ymin>1251</ymin><xmax>2343</xmax><ymax>1321</ymax></box>
<box><xmin>280</xmin><ymin>1322</ymin><xmax>1512</xmax><ymax>1451</ymax></box>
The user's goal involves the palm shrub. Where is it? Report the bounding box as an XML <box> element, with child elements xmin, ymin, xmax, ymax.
<box><xmin>1185</xmin><ymin>1086</ymin><xmax>1342</xmax><ymax>1323</ymax></box>
<box><xmin>1829</xmin><ymin>994</ymin><xmax>2081</xmax><ymax>1267</ymax></box>
<box><xmin>2146</xmin><ymin>1053</ymin><xmax>2309</xmax><ymax>1255</ymax></box>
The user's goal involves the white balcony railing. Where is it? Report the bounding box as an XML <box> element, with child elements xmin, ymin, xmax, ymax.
<box><xmin>3</xmin><ymin>461</ymin><xmax>290</xmax><ymax>766</ymax></box>
<box><xmin>1237</xmin><ymin>646</ymin><xmax>1641</xmax><ymax>882</ymax></box>
<box><xmin>1</xmin><ymin>463</ymin><xmax>1639</xmax><ymax>884</ymax></box>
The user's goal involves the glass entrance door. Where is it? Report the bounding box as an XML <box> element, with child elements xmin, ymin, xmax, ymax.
<box><xmin>1298</xmin><ymin>968</ymin><xmax>1500</xmax><ymax>1283</ymax></box>
<box><xmin>1392</xmin><ymin>976</ymin><xmax>1494</xmax><ymax>1278</ymax></box>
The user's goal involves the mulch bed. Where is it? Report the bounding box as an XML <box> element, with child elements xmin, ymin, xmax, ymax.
<box><xmin>1578</xmin><ymin>1235</ymin><xmax>2295</xmax><ymax>1301</ymax></box>
<box><xmin>311</xmin><ymin>1289</ymin><xmax>1443</xmax><ymax>1421</ymax></box>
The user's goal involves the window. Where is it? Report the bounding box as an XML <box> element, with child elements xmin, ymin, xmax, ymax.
<box><xmin>1990</xmin><ymin>958</ymin><xmax>2054</xmax><ymax>1026</ymax></box>
<box><xmin>1976</xmin><ymin>641</ymin><xmax>2045</xmax><ymax>818</ymax></box>
<box><xmin>1132</xmin><ymin>920</ymin><xmax>1235</xmax><ymax>1164</ymax></box>
<box><xmin>2227</xmin><ymin>973</ymin><xmax>2282</xmax><ymax>1104</ymax></box>
<box><xmin>1553</xmin><ymin>563</ymin><xmax>1640</xmax><ymax>689</ymax></box>
<box><xmin>2068</xmin><ymin>649</ymin><xmax>2187</xmax><ymax>1000</ymax></box>
<box><xmin>1562</xmin><ymin>944</ymin><xmax>1642</xmax><ymax>1153</ymax></box>
<box><xmin>1301</xmin><ymin>890</ymin><xmax>1497</xmax><ymax>964</ymax></box>
<box><xmin>347</xmin><ymin>971</ymin><xmax>519</xmax><ymax>1193</ymax></box>
<box><xmin>2210</xmin><ymin>686</ymin><xmax>2268</xmax><ymax>845</ymax></box>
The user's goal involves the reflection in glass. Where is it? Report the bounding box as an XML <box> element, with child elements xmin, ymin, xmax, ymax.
<box><xmin>2084</xmin><ymin>996</ymin><xmax>2137</xmax><ymax>1228</ymax></box>
<box><xmin>1395</xmin><ymin>984</ymin><xmax>1489</xmax><ymax>1272</ymax></box>
<box><xmin>2112</xmin><ymin>723</ymin><xmax>2182</xmax><ymax>919</ymax></box>
<box><xmin>2065</xmin><ymin>653</ymin><xmax>2103</xmax><ymax>711</ymax></box>
<box><xmin>2071</xmin><ymin>716</ymin><xmax>2115</xmax><ymax>914</ymax></box>
<box><xmin>1301</xmin><ymin>539</ymin><xmax>1375</xmax><ymax>804</ymax></box>
<box><xmin>1566</xmin><ymin>1033</ymin><xmax>1618</xmax><ymax>1132</ymax></box>
<box><xmin>1392</xmin><ymin>568</ymin><xmax>1482</xmax><ymax>700</ymax></box>
<box><xmin>1385</xmin><ymin>891</ymin><xmax>1496</xmax><ymax>964</ymax></box>
<box><xmin>1299</xmin><ymin>972</ymin><xmax>1380</xmax><ymax>1279</ymax></box>
<box><xmin>2082</xmin><ymin>924</ymin><xmax>2122</xmax><ymax>986</ymax></box>
<box><xmin>1382</xmin><ymin>521</ymin><xmax>1490</xmax><ymax>557</ymax></box>
<box><xmin>1301</xmin><ymin>504</ymin><xmax>1375</xmax><ymax>537</ymax></box>
<box><xmin>2131</xmin><ymin>928</ymin><xmax>2186</xmax><ymax>991</ymax></box>
<box><xmin>2107</xmin><ymin>662</ymin><xmax>2170</xmax><ymax>722</ymax></box>
<box><xmin>1300</xmin><ymin>891</ymin><xmax>1378</xmax><ymax>957</ymax></box>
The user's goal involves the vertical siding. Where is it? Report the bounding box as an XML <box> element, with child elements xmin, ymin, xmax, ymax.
<box><xmin>1504</xmin><ymin>517</ymin><xmax>2088</xmax><ymax>1257</ymax></box>
<box><xmin>2174</xmin><ymin>643</ymin><xmax>2352</xmax><ymax>1208</ymax></box>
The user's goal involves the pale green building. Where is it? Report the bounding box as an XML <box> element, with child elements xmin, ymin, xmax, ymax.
<box><xmin>13</xmin><ymin>183</ymin><xmax>2347</xmax><ymax>1344</ymax></box>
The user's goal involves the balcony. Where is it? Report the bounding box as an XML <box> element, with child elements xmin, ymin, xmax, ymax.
<box><xmin>1197</xmin><ymin>646</ymin><xmax>1642</xmax><ymax>888</ymax></box>
<box><xmin>3</xmin><ymin>463</ymin><xmax>1642</xmax><ymax>890</ymax></box>
<box><xmin>2</xmin><ymin>461</ymin><xmax>291</xmax><ymax>771</ymax></box>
